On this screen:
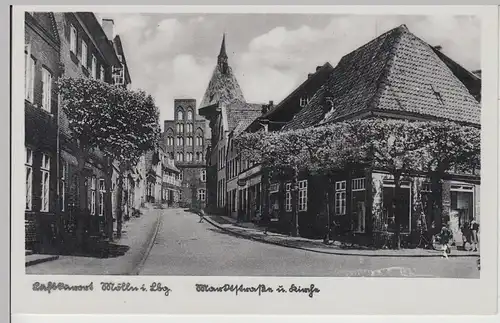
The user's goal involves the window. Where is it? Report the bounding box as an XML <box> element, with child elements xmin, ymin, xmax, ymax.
<box><xmin>352</xmin><ymin>178</ymin><xmax>366</xmax><ymax>191</ymax></box>
<box><xmin>179</xmin><ymin>153</ymin><xmax>184</xmax><ymax>162</ymax></box>
<box><xmin>198</xmin><ymin>189</ymin><xmax>206</xmax><ymax>202</ymax></box>
<box><xmin>299</xmin><ymin>96</ymin><xmax>308</xmax><ymax>107</ymax></box>
<box><xmin>90</xmin><ymin>176</ymin><xmax>96</xmax><ymax>215</ymax></box>
<box><xmin>188</xmin><ymin>137</ymin><xmax>193</xmax><ymax>146</ymax></box>
<box><xmin>180</xmin><ymin>124</ymin><xmax>184</xmax><ymax>133</ymax></box>
<box><xmin>176</xmin><ymin>152</ymin><xmax>180</xmax><ymax>161</ymax></box>
<box><xmin>179</xmin><ymin>171</ymin><xmax>183</xmax><ymax>181</ymax></box>
<box><xmin>100</xmin><ymin>66</ymin><xmax>105</xmax><ymax>81</ymax></box>
<box><xmin>25</xmin><ymin>44</ymin><xmax>35</xmax><ymax>102</ymax></box>
<box><xmin>187</xmin><ymin>110</ymin><xmax>193</xmax><ymax>120</ymax></box>
<box><xmin>112</xmin><ymin>66</ymin><xmax>124</xmax><ymax>84</ymax></box>
<box><xmin>298</xmin><ymin>180</ymin><xmax>308</xmax><ymax>212</ymax></box>
<box><xmin>81</xmin><ymin>40</ymin><xmax>88</xmax><ymax>68</ymax></box>
<box><xmin>450</xmin><ymin>184</ymin><xmax>474</xmax><ymax>224</ymax></box>
<box><xmin>25</xmin><ymin>147</ymin><xmax>33</xmax><ymax>210</ymax></box>
<box><xmin>60</xmin><ymin>162</ymin><xmax>67</xmax><ymax>212</ymax></box>
<box><xmin>40</xmin><ymin>153</ymin><xmax>50</xmax><ymax>212</ymax></box>
<box><xmin>335</xmin><ymin>180</ymin><xmax>347</xmax><ymax>215</ymax></box>
<box><xmin>168</xmin><ymin>137</ymin><xmax>173</xmax><ymax>146</ymax></box>
<box><xmin>285</xmin><ymin>183</ymin><xmax>292</xmax><ymax>212</ymax></box>
<box><xmin>177</xmin><ymin>110</ymin><xmax>184</xmax><ymax>120</ymax></box>
<box><xmin>70</xmin><ymin>25</ymin><xmax>77</xmax><ymax>54</ymax></box>
<box><xmin>91</xmin><ymin>55</ymin><xmax>97</xmax><ymax>79</ymax></box>
<box><xmin>200</xmin><ymin>169</ymin><xmax>206</xmax><ymax>182</ymax></box>
<box><xmin>41</xmin><ymin>68</ymin><xmax>52</xmax><ymax>112</ymax></box>
<box><xmin>99</xmin><ymin>179</ymin><xmax>105</xmax><ymax>216</ymax></box>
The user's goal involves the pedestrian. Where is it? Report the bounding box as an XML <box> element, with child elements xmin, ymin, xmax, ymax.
<box><xmin>439</xmin><ymin>222</ymin><xmax>453</xmax><ymax>259</ymax></box>
<box><xmin>470</xmin><ymin>218</ymin><xmax>479</xmax><ymax>252</ymax></box>
<box><xmin>198</xmin><ymin>208</ymin><xmax>205</xmax><ymax>223</ymax></box>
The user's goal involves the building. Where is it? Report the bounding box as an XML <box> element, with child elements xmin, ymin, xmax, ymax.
<box><xmin>163</xmin><ymin>99</ymin><xmax>207</xmax><ymax>209</ymax></box>
<box><xmin>269</xmin><ymin>24</ymin><xmax>481</xmax><ymax>242</ymax></box>
<box><xmin>225</xmin><ymin>62</ymin><xmax>335</xmax><ymax>223</ymax></box>
<box><xmin>144</xmin><ymin>147</ymin><xmax>181</xmax><ymax>205</ymax></box>
<box><xmin>24</xmin><ymin>12</ymin><xmax>61</xmax><ymax>252</ymax></box>
<box><xmin>199</xmin><ymin>34</ymin><xmax>265</xmax><ymax>215</ymax></box>
<box><xmin>53</xmin><ymin>12</ymin><xmax>122</xmax><ymax>246</ymax></box>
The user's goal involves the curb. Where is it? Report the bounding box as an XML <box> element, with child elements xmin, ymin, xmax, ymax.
<box><xmin>25</xmin><ymin>255</ymin><xmax>60</xmax><ymax>267</ymax></box>
<box><xmin>129</xmin><ymin>210</ymin><xmax>163</xmax><ymax>275</ymax></box>
<box><xmin>203</xmin><ymin>216</ymin><xmax>479</xmax><ymax>258</ymax></box>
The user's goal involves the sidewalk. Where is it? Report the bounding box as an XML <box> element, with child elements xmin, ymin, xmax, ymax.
<box><xmin>26</xmin><ymin>207</ymin><xmax>162</xmax><ymax>275</ymax></box>
<box><xmin>204</xmin><ymin>215</ymin><xmax>479</xmax><ymax>258</ymax></box>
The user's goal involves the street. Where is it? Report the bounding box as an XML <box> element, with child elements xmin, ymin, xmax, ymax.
<box><xmin>139</xmin><ymin>209</ymin><xmax>479</xmax><ymax>278</ymax></box>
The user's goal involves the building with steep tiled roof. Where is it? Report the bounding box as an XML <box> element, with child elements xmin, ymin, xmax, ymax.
<box><xmin>283</xmin><ymin>25</ymin><xmax>481</xmax><ymax>131</ymax></box>
<box><xmin>260</xmin><ymin>24</ymin><xmax>481</xmax><ymax>242</ymax></box>
<box><xmin>199</xmin><ymin>34</ymin><xmax>267</xmax><ymax>214</ymax></box>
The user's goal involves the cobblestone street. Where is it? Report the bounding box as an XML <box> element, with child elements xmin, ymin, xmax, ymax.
<box><xmin>139</xmin><ymin>209</ymin><xmax>480</xmax><ymax>278</ymax></box>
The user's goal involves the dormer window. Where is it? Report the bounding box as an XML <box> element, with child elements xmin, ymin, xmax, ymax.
<box><xmin>325</xmin><ymin>96</ymin><xmax>334</xmax><ymax>109</ymax></box>
<box><xmin>299</xmin><ymin>96</ymin><xmax>309</xmax><ymax>107</ymax></box>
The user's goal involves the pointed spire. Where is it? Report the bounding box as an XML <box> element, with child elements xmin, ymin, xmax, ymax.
<box><xmin>219</xmin><ymin>33</ymin><xmax>227</xmax><ymax>58</ymax></box>
<box><xmin>217</xmin><ymin>33</ymin><xmax>228</xmax><ymax>73</ymax></box>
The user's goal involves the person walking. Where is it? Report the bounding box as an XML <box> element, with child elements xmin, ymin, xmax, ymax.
<box><xmin>198</xmin><ymin>208</ymin><xmax>205</xmax><ymax>223</ymax></box>
<box><xmin>470</xmin><ymin>218</ymin><xmax>479</xmax><ymax>252</ymax></box>
<box><xmin>439</xmin><ymin>222</ymin><xmax>453</xmax><ymax>259</ymax></box>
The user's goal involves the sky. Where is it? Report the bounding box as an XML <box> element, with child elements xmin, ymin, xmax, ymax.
<box><xmin>96</xmin><ymin>13</ymin><xmax>480</xmax><ymax>130</ymax></box>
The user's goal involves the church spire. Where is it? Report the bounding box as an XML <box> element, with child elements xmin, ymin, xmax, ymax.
<box><xmin>217</xmin><ymin>33</ymin><xmax>228</xmax><ymax>73</ymax></box>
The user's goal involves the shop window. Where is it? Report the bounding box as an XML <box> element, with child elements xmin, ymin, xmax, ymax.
<box><xmin>450</xmin><ymin>185</ymin><xmax>474</xmax><ymax>225</ymax></box>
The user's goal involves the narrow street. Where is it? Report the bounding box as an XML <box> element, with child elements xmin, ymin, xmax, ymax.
<box><xmin>139</xmin><ymin>208</ymin><xmax>479</xmax><ymax>278</ymax></box>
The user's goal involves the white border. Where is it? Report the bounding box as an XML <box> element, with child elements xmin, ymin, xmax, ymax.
<box><xmin>11</xmin><ymin>5</ymin><xmax>499</xmax><ymax>316</ymax></box>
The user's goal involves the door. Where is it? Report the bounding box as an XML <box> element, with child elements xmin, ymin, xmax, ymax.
<box><xmin>383</xmin><ymin>182</ymin><xmax>411</xmax><ymax>233</ymax></box>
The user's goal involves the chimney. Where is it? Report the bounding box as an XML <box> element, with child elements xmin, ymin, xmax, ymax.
<box><xmin>434</xmin><ymin>45</ymin><xmax>442</xmax><ymax>51</ymax></box>
<box><xmin>308</xmin><ymin>73</ymin><xmax>313</xmax><ymax>79</ymax></box>
<box><xmin>316</xmin><ymin>66</ymin><xmax>322</xmax><ymax>72</ymax></box>
<box><xmin>261</xmin><ymin>105</ymin><xmax>269</xmax><ymax>115</ymax></box>
<box><xmin>102</xmin><ymin>18</ymin><xmax>115</xmax><ymax>41</ymax></box>
<box><xmin>269</xmin><ymin>100</ymin><xmax>274</xmax><ymax>108</ymax></box>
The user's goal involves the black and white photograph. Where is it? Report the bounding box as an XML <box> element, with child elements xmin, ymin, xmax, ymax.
<box><xmin>10</xmin><ymin>4</ymin><xmax>499</xmax><ymax>317</ymax></box>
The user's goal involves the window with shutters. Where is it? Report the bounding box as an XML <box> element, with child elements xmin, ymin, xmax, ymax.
<box><xmin>40</xmin><ymin>153</ymin><xmax>51</xmax><ymax>212</ymax></box>
<box><xmin>41</xmin><ymin>68</ymin><xmax>52</xmax><ymax>112</ymax></box>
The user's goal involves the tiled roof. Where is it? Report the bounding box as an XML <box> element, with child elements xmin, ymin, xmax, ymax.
<box><xmin>199</xmin><ymin>65</ymin><xmax>246</xmax><ymax>109</ymax></box>
<box><xmin>226</xmin><ymin>101</ymin><xmax>263</xmax><ymax>133</ymax></box>
<box><xmin>199</xmin><ymin>35</ymin><xmax>245</xmax><ymax>109</ymax></box>
<box><xmin>283</xmin><ymin>25</ymin><xmax>481</xmax><ymax>131</ymax></box>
